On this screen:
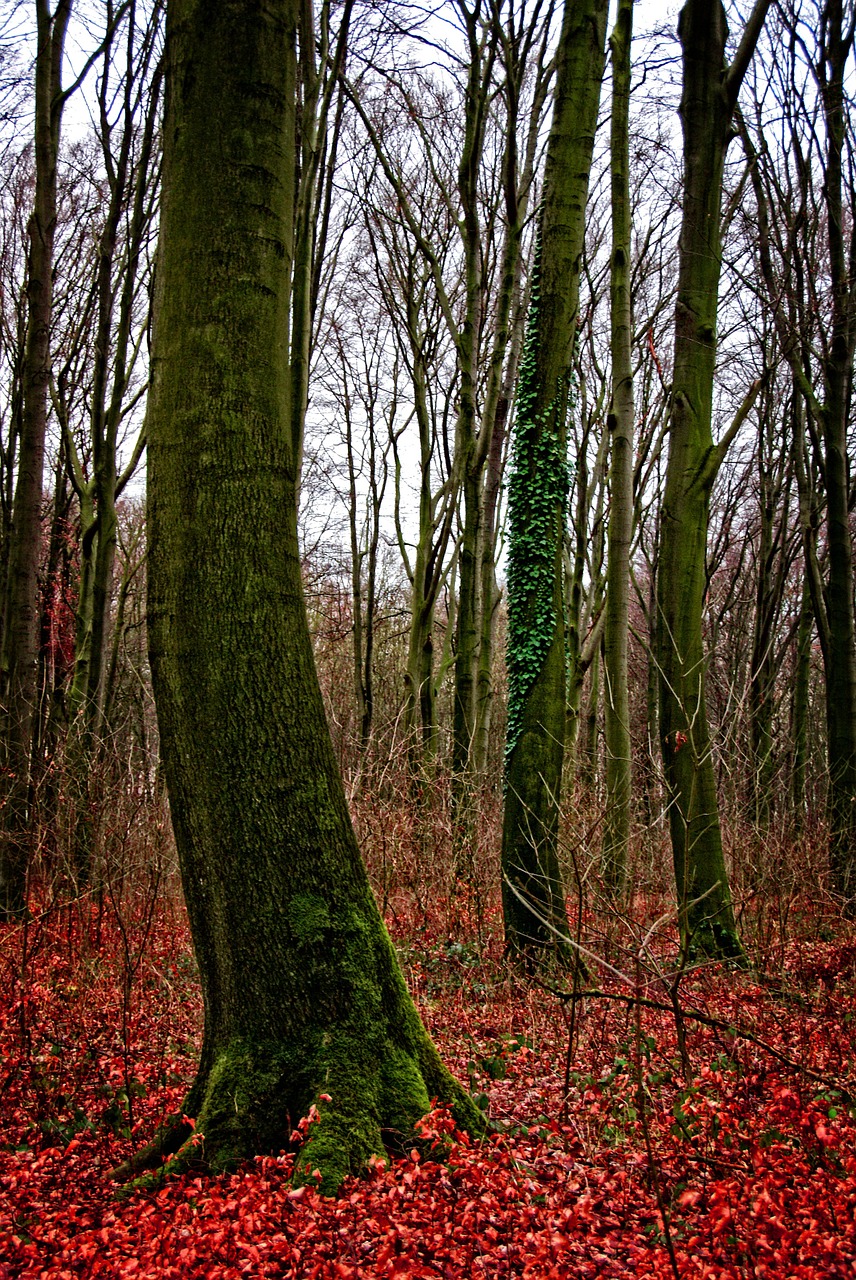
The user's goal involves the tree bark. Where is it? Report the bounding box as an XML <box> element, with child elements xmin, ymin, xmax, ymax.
<box><xmin>656</xmin><ymin>0</ymin><xmax>769</xmax><ymax>960</ymax></box>
<box><xmin>138</xmin><ymin>0</ymin><xmax>480</xmax><ymax>1193</ymax></box>
<box><xmin>501</xmin><ymin>0</ymin><xmax>608</xmax><ymax>965</ymax></box>
<box><xmin>601</xmin><ymin>0</ymin><xmax>634</xmax><ymax>891</ymax></box>
<box><xmin>815</xmin><ymin>0</ymin><xmax>856</xmax><ymax>904</ymax></box>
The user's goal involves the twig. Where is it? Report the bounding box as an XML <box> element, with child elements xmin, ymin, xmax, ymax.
<box><xmin>542</xmin><ymin>983</ymin><xmax>856</xmax><ymax>1101</ymax></box>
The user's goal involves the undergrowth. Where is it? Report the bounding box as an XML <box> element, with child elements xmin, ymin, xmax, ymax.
<box><xmin>1</xmin><ymin>875</ymin><xmax>855</xmax><ymax>1278</ymax></box>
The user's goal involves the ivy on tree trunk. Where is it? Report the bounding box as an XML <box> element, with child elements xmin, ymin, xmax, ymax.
<box><xmin>501</xmin><ymin>0</ymin><xmax>608</xmax><ymax>966</ymax></box>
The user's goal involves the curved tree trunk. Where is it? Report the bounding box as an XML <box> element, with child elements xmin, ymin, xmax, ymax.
<box><xmin>136</xmin><ymin>0</ymin><xmax>479</xmax><ymax>1194</ymax></box>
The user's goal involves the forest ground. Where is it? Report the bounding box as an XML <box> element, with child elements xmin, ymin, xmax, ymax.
<box><xmin>1</xmin><ymin>845</ymin><xmax>855</xmax><ymax>1279</ymax></box>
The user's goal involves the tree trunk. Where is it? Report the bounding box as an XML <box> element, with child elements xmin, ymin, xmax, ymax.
<box><xmin>471</xmin><ymin>390</ymin><xmax>507</xmax><ymax>778</ymax></box>
<box><xmin>740</xmin><ymin>0</ymin><xmax>856</xmax><ymax>904</ymax></box>
<box><xmin>0</xmin><ymin>0</ymin><xmax>72</xmax><ymax>916</ymax></box>
<box><xmin>601</xmin><ymin>0</ymin><xmax>634</xmax><ymax>891</ymax></box>
<box><xmin>136</xmin><ymin>0</ymin><xmax>480</xmax><ymax>1194</ymax></box>
<box><xmin>579</xmin><ymin>642</ymin><xmax>601</xmax><ymax>794</ymax></box>
<box><xmin>791</xmin><ymin>560</ymin><xmax>813</xmax><ymax>832</ymax></box>
<box><xmin>747</xmin><ymin>380</ymin><xmax>790</xmax><ymax>831</ymax></box>
<box><xmin>656</xmin><ymin>0</ymin><xmax>769</xmax><ymax>960</ymax></box>
<box><xmin>501</xmin><ymin>0</ymin><xmax>608</xmax><ymax>965</ymax></box>
<box><xmin>817</xmin><ymin>0</ymin><xmax>856</xmax><ymax>903</ymax></box>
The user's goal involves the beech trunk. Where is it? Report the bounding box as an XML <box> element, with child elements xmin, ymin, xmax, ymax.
<box><xmin>657</xmin><ymin>0</ymin><xmax>769</xmax><ymax>960</ymax></box>
<box><xmin>501</xmin><ymin>0</ymin><xmax>608</xmax><ymax>964</ymax></box>
<box><xmin>137</xmin><ymin>0</ymin><xmax>479</xmax><ymax>1194</ymax></box>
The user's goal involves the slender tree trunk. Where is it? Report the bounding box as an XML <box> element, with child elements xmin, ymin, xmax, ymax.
<box><xmin>471</xmin><ymin>390</ymin><xmax>507</xmax><ymax>778</ymax></box>
<box><xmin>791</xmin><ymin>562</ymin><xmax>813</xmax><ymax>832</ymax></box>
<box><xmin>747</xmin><ymin>384</ymin><xmax>789</xmax><ymax>831</ymax></box>
<box><xmin>62</xmin><ymin>22</ymin><xmax>161</xmax><ymax>880</ymax></box>
<box><xmin>501</xmin><ymin>0</ymin><xmax>608</xmax><ymax>965</ymax></box>
<box><xmin>401</xmin><ymin>332</ymin><xmax>443</xmax><ymax>761</ymax></box>
<box><xmin>0</xmin><ymin>0</ymin><xmax>72</xmax><ymax>916</ymax></box>
<box><xmin>817</xmin><ymin>0</ymin><xmax>856</xmax><ymax>903</ymax></box>
<box><xmin>579</xmin><ymin>642</ymin><xmax>600</xmax><ymax>793</ymax></box>
<box><xmin>403</xmin><ymin>592</ymin><xmax>436</xmax><ymax>760</ymax></box>
<box><xmin>748</xmin><ymin>405</ymin><xmax>773</xmax><ymax>831</ymax></box>
<box><xmin>602</xmin><ymin>0</ymin><xmax>634</xmax><ymax>891</ymax></box>
<box><xmin>645</xmin><ymin>558</ymin><xmax>661</xmax><ymax>825</ymax></box>
<box><xmin>741</xmin><ymin>0</ymin><xmax>856</xmax><ymax>903</ymax></box>
<box><xmin>131</xmin><ymin>0</ymin><xmax>480</xmax><ymax>1194</ymax></box>
<box><xmin>656</xmin><ymin>0</ymin><xmax>769</xmax><ymax>960</ymax></box>
<box><xmin>450</xmin><ymin>10</ymin><xmax>491</xmax><ymax>789</ymax></box>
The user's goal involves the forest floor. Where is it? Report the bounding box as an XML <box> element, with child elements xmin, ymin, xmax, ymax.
<box><xmin>1</xmin><ymin>881</ymin><xmax>855</xmax><ymax>1278</ymax></box>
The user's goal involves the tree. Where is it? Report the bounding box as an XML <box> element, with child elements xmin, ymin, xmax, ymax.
<box><xmin>125</xmin><ymin>0</ymin><xmax>480</xmax><ymax>1193</ymax></box>
<box><xmin>0</xmin><ymin>0</ymin><xmax>73</xmax><ymax>917</ymax></box>
<box><xmin>655</xmin><ymin>0</ymin><xmax>770</xmax><ymax>960</ymax></box>
<box><xmin>61</xmin><ymin>1</ymin><xmax>161</xmax><ymax>741</ymax></box>
<box><xmin>501</xmin><ymin>0</ymin><xmax>608</xmax><ymax>964</ymax></box>
<box><xmin>345</xmin><ymin>1</ymin><xmax>555</xmax><ymax>793</ymax></box>
<box><xmin>358</xmin><ymin>166</ymin><xmax>459</xmax><ymax>761</ymax></box>
<box><xmin>741</xmin><ymin>0</ymin><xmax>856</xmax><ymax>905</ymax></box>
<box><xmin>601</xmin><ymin>0</ymin><xmax>634</xmax><ymax>891</ymax></box>
<box><xmin>52</xmin><ymin>0</ymin><xmax>162</xmax><ymax>877</ymax></box>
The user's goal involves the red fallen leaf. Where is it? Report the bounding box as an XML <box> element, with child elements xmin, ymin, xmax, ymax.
<box><xmin>814</xmin><ymin>1122</ymin><xmax>837</xmax><ymax>1145</ymax></box>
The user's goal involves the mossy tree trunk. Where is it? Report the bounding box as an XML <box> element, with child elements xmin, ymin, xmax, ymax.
<box><xmin>501</xmin><ymin>0</ymin><xmax>608</xmax><ymax>965</ymax></box>
<box><xmin>135</xmin><ymin>0</ymin><xmax>480</xmax><ymax>1195</ymax></box>
<box><xmin>601</xmin><ymin>0</ymin><xmax>634</xmax><ymax>891</ymax></box>
<box><xmin>657</xmin><ymin>0</ymin><xmax>769</xmax><ymax>960</ymax></box>
<box><xmin>0</xmin><ymin>0</ymin><xmax>72</xmax><ymax>917</ymax></box>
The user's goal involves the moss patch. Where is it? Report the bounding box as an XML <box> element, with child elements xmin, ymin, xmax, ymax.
<box><xmin>288</xmin><ymin>894</ymin><xmax>331</xmax><ymax>945</ymax></box>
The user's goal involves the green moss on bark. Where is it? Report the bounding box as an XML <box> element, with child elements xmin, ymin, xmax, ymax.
<box><xmin>131</xmin><ymin>0</ymin><xmax>482</xmax><ymax>1195</ymax></box>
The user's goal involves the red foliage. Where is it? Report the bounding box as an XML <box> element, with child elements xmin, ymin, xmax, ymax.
<box><xmin>1</xmin><ymin>901</ymin><xmax>855</xmax><ymax>1278</ymax></box>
